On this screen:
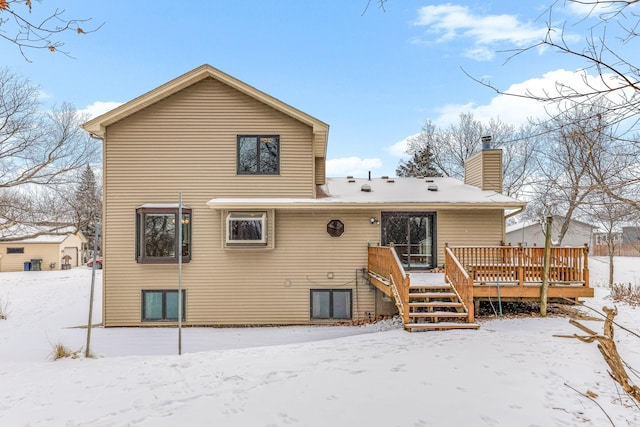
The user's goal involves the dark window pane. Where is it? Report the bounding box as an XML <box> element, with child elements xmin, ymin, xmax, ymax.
<box><xmin>230</xmin><ymin>219</ymin><xmax>262</xmax><ymax>241</ymax></box>
<box><xmin>7</xmin><ymin>247</ymin><xmax>24</xmax><ymax>254</ymax></box>
<box><xmin>332</xmin><ymin>291</ymin><xmax>352</xmax><ymax>319</ymax></box>
<box><xmin>144</xmin><ymin>292</ymin><xmax>163</xmax><ymax>320</ymax></box>
<box><xmin>259</xmin><ymin>137</ymin><xmax>279</xmax><ymax>174</ymax></box>
<box><xmin>144</xmin><ymin>213</ymin><xmax>176</xmax><ymax>257</ymax></box>
<box><xmin>311</xmin><ymin>291</ymin><xmax>330</xmax><ymax>319</ymax></box>
<box><xmin>165</xmin><ymin>291</ymin><xmax>179</xmax><ymax>319</ymax></box>
<box><xmin>238</xmin><ymin>136</ymin><xmax>258</xmax><ymax>173</ymax></box>
<box><xmin>181</xmin><ymin>213</ymin><xmax>191</xmax><ymax>257</ymax></box>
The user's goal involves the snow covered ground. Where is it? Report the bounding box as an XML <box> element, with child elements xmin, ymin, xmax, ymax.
<box><xmin>0</xmin><ymin>257</ymin><xmax>639</xmax><ymax>426</ymax></box>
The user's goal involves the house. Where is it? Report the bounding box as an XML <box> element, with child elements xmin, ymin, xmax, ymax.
<box><xmin>505</xmin><ymin>216</ymin><xmax>594</xmax><ymax>247</ymax></box>
<box><xmin>0</xmin><ymin>225</ymin><xmax>86</xmax><ymax>272</ymax></box>
<box><xmin>83</xmin><ymin>64</ymin><xmax>590</xmax><ymax>329</ymax></box>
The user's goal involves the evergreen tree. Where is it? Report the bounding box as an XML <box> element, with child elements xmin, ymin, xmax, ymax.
<box><xmin>396</xmin><ymin>145</ymin><xmax>442</xmax><ymax>177</ymax></box>
<box><xmin>73</xmin><ymin>164</ymin><xmax>102</xmax><ymax>259</ymax></box>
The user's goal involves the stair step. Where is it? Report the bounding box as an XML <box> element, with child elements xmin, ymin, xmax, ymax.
<box><xmin>408</xmin><ymin>301</ymin><xmax>463</xmax><ymax>308</ymax></box>
<box><xmin>409</xmin><ymin>284</ymin><xmax>452</xmax><ymax>290</ymax></box>
<box><xmin>409</xmin><ymin>292</ymin><xmax>457</xmax><ymax>299</ymax></box>
<box><xmin>405</xmin><ymin>322</ymin><xmax>480</xmax><ymax>331</ymax></box>
<box><xmin>409</xmin><ymin>311</ymin><xmax>468</xmax><ymax>318</ymax></box>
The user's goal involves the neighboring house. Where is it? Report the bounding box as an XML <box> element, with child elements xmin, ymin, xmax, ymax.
<box><xmin>0</xmin><ymin>226</ymin><xmax>86</xmax><ymax>272</ymax></box>
<box><xmin>83</xmin><ymin>64</ymin><xmax>527</xmax><ymax>328</ymax></box>
<box><xmin>505</xmin><ymin>216</ymin><xmax>594</xmax><ymax>247</ymax></box>
<box><xmin>621</xmin><ymin>226</ymin><xmax>640</xmax><ymax>244</ymax></box>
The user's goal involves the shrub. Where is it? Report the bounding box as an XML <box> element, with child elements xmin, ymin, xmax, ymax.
<box><xmin>610</xmin><ymin>282</ymin><xmax>640</xmax><ymax>306</ymax></box>
<box><xmin>50</xmin><ymin>343</ymin><xmax>71</xmax><ymax>360</ymax></box>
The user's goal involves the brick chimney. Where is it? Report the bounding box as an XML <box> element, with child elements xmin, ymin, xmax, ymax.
<box><xmin>464</xmin><ymin>136</ymin><xmax>503</xmax><ymax>193</ymax></box>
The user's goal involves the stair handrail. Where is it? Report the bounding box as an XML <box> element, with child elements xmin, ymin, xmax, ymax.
<box><xmin>367</xmin><ymin>244</ymin><xmax>410</xmax><ymax>324</ymax></box>
<box><xmin>444</xmin><ymin>245</ymin><xmax>475</xmax><ymax>322</ymax></box>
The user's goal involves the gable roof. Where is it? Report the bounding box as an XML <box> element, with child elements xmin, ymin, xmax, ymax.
<box><xmin>207</xmin><ymin>176</ymin><xmax>526</xmax><ymax>210</ymax></box>
<box><xmin>82</xmin><ymin>64</ymin><xmax>330</xmax><ymax>157</ymax></box>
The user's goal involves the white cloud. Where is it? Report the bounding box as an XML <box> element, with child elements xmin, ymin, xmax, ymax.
<box><xmin>413</xmin><ymin>4</ymin><xmax>552</xmax><ymax>60</ymax></box>
<box><xmin>430</xmin><ymin>68</ymin><xmax>632</xmax><ymax>127</ymax></box>
<box><xmin>326</xmin><ymin>157</ymin><xmax>383</xmax><ymax>178</ymax></box>
<box><xmin>387</xmin><ymin>134</ymin><xmax>419</xmax><ymax>158</ymax></box>
<box><xmin>79</xmin><ymin>101</ymin><xmax>123</xmax><ymax>119</ymax></box>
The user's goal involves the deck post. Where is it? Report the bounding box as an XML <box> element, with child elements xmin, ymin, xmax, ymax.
<box><xmin>517</xmin><ymin>243</ymin><xmax>524</xmax><ymax>287</ymax></box>
<box><xmin>583</xmin><ymin>243</ymin><xmax>589</xmax><ymax>287</ymax></box>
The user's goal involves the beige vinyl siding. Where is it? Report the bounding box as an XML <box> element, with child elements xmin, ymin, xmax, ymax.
<box><xmin>481</xmin><ymin>150</ymin><xmax>502</xmax><ymax>192</ymax></box>
<box><xmin>315</xmin><ymin>157</ymin><xmax>326</xmax><ymax>185</ymax></box>
<box><xmin>102</xmin><ymin>77</ymin><xmax>377</xmax><ymax>326</ymax></box>
<box><xmin>436</xmin><ymin>209</ymin><xmax>505</xmax><ymax>263</ymax></box>
<box><xmin>464</xmin><ymin>154</ymin><xmax>483</xmax><ymax>189</ymax></box>
<box><xmin>464</xmin><ymin>150</ymin><xmax>503</xmax><ymax>192</ymax></box>
<box><xmin>105</xmin><ymin>77</ymin><xmax>315</xmax><ymax>199</ymax></box>
<box><xmin>103</xmin><ymin>209</ymin><xmax>380</xmax><ymax>326</ymax></box>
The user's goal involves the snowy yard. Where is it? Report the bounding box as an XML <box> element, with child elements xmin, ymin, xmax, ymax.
<box><xmin>0</xmin><ymin>257</ymin><xmax>639</xmax><ymax>426</ymax></box>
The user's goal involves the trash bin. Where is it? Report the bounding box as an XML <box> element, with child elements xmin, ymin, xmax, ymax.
<box><xmin>23</xmin><ymin>261</ymin><xmax>31</xmax><ymax>271</ymax></box>
<box><xmin>30</xmin><ymin>258</ymin><xmax>42</xmax><ymax>271</ymax></box>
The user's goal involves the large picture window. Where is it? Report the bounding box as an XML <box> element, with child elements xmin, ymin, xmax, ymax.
<box><xmin>310</xmin><ymin>289</ymin><xmax>352</xmax><ymax>320</ymax></box>
<box><xmin>136</xmin><ymin>205</ymin><xmax>192</xmax><ymax>263</ymax></box>
<box><xmin>142</xmin><ymin>290</ymin><xmax>186</xmax><ymax>321</ymax></box>
<box><xmin>226</xmin><ymin>212</ymin><xmax>267</xmax><ymax>245</ymax></box>
<box><xmin>237</xmin><ymin>135</ymin><xmax>279</xmax><ymax>174</ymax></box>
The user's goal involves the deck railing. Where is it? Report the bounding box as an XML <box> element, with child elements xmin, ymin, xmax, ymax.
<box><xmin>367</xmin><ymin>244</ymin><xmax>410</xmax><ymax>324</ymax></box>
<box><xmin>447</xmin><ymin>244</ymin><xmax>590</xmax><ymax>287</ymax></box>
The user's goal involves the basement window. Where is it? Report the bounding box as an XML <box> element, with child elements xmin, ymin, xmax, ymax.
<box><xmin>226</xmin><ymin>212</ymin><xmax>267</xmax><ymax>245</ymax></box>
<box><xmin>310</xmin><ymin>289</ymin><xmax>352</xmax><ymax>320</ymax></box>
<box><xmin>142</xmin><ymin>290</ymin><xmax>186</xmax><ymax>321</ymax></box>
<box><xmin>136</xmin><ymin>205</ymin><xmax>192</xmax><ymax>264</ymax></box>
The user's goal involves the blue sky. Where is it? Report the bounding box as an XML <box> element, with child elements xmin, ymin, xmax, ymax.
<box><xmin>2</xmin><ymin>1</ymin><xmax>637</xmax><ymax>177</ymax></box>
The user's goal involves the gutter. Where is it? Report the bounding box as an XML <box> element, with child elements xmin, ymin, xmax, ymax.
<box><xmin>505</xmin><ymin>205</ymin><xmax>525</xmax><ymax>220</ymax></box>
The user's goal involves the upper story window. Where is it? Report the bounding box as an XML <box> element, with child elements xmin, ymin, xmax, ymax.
<box><xmin>136</xmin><ymin>205</ymin><xmax>192</xmax><ymax>264</ymax></box>
<box><xmin>6</xmin><ymin>247</ymin><xmax>25</xmax><ymax>254</ymax></box>
<box><xmin>237</xmin><ymin>135</ymin><xmax>280</xmax><ymax>175</ymax></box>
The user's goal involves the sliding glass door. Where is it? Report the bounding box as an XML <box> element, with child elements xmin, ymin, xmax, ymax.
<box><xmin>381</xmin><ymin>212</ymin><xmax>436</xmax><ymax>270</ymax></box>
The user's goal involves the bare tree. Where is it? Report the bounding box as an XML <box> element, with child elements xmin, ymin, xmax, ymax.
<box><xmin>469</xmin><ymin>0</ymin><xmax>640</xmax><ymax>213</ymax></box>
<box><xmin>403</xmin><ymin>113</ymin><xmax>538</xmax><ymax>198</ymax></box>
<box><xmin>525</xmin><ymin>100</ymin><xmax>622</xmax><ymax>246</ymax></box>
<box><xmin>0</xmin><ymin>0</ymin><xmax>99</xmax><ymax>61</ymax></box>
<box><xmin>0</xmin><ymin>68</ymin><xmax>100</xmax><ymax>240</ymax></box>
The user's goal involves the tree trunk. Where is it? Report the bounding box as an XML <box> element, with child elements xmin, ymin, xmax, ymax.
<box><xmin>540</xmin><ymin>216</ymin><xmax>552</xmax><ymax>317</ymax></box>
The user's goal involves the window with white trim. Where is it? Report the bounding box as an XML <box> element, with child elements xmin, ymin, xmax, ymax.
<box><xmin>226</xmin><ymin>212</ymin><xmax>267</xmax><ymax>245</ymax></box>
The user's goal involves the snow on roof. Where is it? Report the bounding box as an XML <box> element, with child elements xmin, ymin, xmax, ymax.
<box><xmin>0</xmin><ymin>224</ymin><xmax>78</xmax><ymax>244</ymax></box>
<box><xmin>207</xmin><ymin>176</ymin><xmax>525</xmax><ymax>209</ymax></box>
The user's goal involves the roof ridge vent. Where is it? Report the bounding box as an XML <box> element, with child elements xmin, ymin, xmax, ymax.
<box><xmin>425</xmin><ymin>179</ymin><xmax>434</xmax><ymax>182</ymax></box>
<box><xmin>361</xmin><ymin>184</ymin><xmax>372</xmax><ymax>192</ymax></box>
<box><xmin>347</xmin><ymin>175</ymin><xmax>354</xmax><ymax>179</ymax></box>
<box><xmin>381</xmin><ymin>175</ymin><xmax>389</xmax><ymax>179</ymax></box>
<box><xmin>427</xmin><ymin>184</ymin><xmax>438</xmax><ymax>192</ymax></box>
<box><xmin>387</xmin><ymin>179</ymin><xmax>395</xmax><ymax>183</ymax></box>
<box><xmin>348</xmin><ymin>179</ymin><xmax>356</xmax><ymax>183</ymax></box>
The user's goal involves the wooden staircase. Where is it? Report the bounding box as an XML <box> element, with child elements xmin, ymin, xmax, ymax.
<box><xmin>368</xmin><ymin>245</ymin><xmax>479</xmax><ymax>332</ymax></box>
<box><xmin>404</xmin><ymin>282</ymin><xmax>479</xmax><ymax>331</ymax></box>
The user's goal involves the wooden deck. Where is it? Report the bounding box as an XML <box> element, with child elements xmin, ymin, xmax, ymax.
<box><xmin>368</xmin><ymin>244</ymin><xmax>594</xmax><ymax>327</ymax></box>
